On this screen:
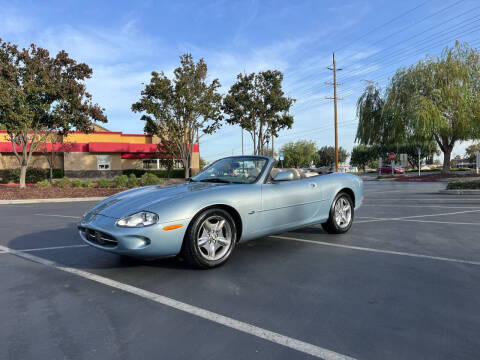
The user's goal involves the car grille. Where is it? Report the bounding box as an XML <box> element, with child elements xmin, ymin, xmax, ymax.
<box><xmin>78</xmin><ymin>226</ymin><xmax>118</xmax><ymax>248</ymax></box>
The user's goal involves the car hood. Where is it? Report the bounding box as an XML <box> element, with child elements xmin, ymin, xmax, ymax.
<box><xmin>92</xmin><ymin>182</ymin><xmax>224</xmax><ymax>219</ymax></box>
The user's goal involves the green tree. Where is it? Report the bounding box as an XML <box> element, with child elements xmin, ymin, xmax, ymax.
<box><xmin>156</xmin><ymin>137</ymin><xmax>179</xmax><ymax>179</ymax></box>
<box><xmin>316</xmin><ymin>146</ymin><xmax>348</xmax><ymax>167</ymax></box>
<box><xmin>0</xmin><ymin>40</ymin><xmax>106</xmax><ymax>188</ymax></box>
<box><xmin>132</xmin><ymin>54</ymin><xmax>222</xmax><ymax>178</ymax></box>
<box><xmin>350</xmin><ymin>145</ymin><xmax>377</xmax><ymax>172</ymax></box>
<box><xmin>223</xmin><ymin>71</ymin><xmax>295</xmax><ymax>155</ymax></box>
<box><xmin>465</xmin><ymin>143</ymin><xmax>480</xmax><ymax>163</ymax></box>
<box><xmin>40</xmin><ymin>134</ymin><xmax>74</xmax><ymax>184</ymax></box>
<box><xmin>280</xmin><ymin>140</ymin><xmax>317</xmax><ymax>168</ymax></box>
<box><xmin>356</xmin><ymin>42</ymin><xmax>480</xmax><ymax>173</ymax></box>
<box><xmin>199</xmin><ymin>156</ymin><xmax>206</xmax><ymax>170</ymax></box>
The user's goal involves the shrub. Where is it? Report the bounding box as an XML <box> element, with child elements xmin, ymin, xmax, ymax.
<box><xmin>446</xmin><ymin>179</ymin><xmax>480</xmax><ymax>190</ymax></box>
<box><xmin>81</xmin><ymin>180</ymin><xmax>93</xmax><ymax>188</ymax></box>
<box><xmin>127</xmin><ymin>173</ymin><xmax>138</xmax><ymax>188</ymax></box>
<box><xmin>0</xmin><ymin>168</ymin><xmax>65</xmax><ymax>184</ymax></box>
<box><xmin>52</xmin><ymin>168</ymin><xmax>64</xmax><ymax>178</ymax></box>
<box><xmin>71</xmin><ymin>179</ymin><xmax>83</xmax><ymax>187</ymax></box>
<box><xmin>96</xmin><ymin>178</ymin><xmax>111</xmax><ymax>188</ymax></box>
<box><xmin>123</xmin><ymin>168</ymin><xmax>184</xmax><ymax>179</ymax></box>
<box><xmin>141</xmin><ymin>172</ymin><xmax>163</xmax><ymax>186</ymax></box>
<box><xmin>55</xmin><ymin>177</ymin><xmax>71</xmax><ymax>188</ymax></box>
<box><xmin>113</xmin><ymin>175</ymin><xmax>129</xmax><ymax>188</ymax></box>
<box><xmin>36</xmin><ymin>179</ymin><xmax>51</xmax><ymax>187</ymax></box>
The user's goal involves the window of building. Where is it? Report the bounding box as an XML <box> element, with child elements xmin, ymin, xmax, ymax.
<box><xmin>97</xmin><ymin>155</ymin><xmax>111</xmax><ymax>170</ymax></box>
<box><xmin>142</xmin><ymin>159</ymin><xmax>158</xmax><ymax>170</ymax></box>
<box><xmin>142</xmin><ymin>159</ymin><xmax>183</xmax><ymax>170</ymax></box>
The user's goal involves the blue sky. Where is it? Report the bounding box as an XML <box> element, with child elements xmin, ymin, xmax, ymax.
<box><xmin>1</xmin><ymin>0</ymin><xmax>479</xmax><ymax>161</ymax></box>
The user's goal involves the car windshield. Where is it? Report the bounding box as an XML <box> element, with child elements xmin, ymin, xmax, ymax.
<box><xmin>192</xmin><ymin>157</ymin><xmax>268</xmax><ymax>184</ymax></box>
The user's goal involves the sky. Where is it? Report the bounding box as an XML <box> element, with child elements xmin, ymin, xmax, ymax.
<box><xmin>1</xmin><ymin>0</ymin><xmax>479</xmax><ymax>162</ymax></box>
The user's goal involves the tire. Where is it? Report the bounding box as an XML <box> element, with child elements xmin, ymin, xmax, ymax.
<box><xmin>322</xmin><ymin>192</ymin><xmax>354</xmax><ymax>234</ymax></box>
<box><xmin>182</xmin><ymin>208</ymin><xmax>237</xmax><ymax>269</ymax></box>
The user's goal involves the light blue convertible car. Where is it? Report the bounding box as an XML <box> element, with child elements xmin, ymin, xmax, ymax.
<box><xmin>79</xmin><ymin>155</ymin><xmax>363</xmax><ymax>268</ymax></box>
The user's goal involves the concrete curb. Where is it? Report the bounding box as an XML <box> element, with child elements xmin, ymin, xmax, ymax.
<box><xmin>0</xmin><ymin>197</ymin><xmax>107</xmax><ymax>205</ymax></box>
<box><xmin>438</xmin><ymin>189</ymin><xmax>480</xmax><ymax>195</ymax></box>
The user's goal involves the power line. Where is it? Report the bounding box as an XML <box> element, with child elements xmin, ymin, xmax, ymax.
<box><xmin>336</xmin><ymin>0</ymin><xmax>464</xmax><ymax>62</ymax></box>
<box><xmin>334</xmin><ymin>0</ymin><xmax>434</xmax><ymax>53</ymax></box>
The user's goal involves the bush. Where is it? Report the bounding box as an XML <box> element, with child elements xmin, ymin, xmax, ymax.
<box><xmin>71</xmin><ymin>179</ymin><xmax>83</xmax><ymax>187</ymax></box>
<box><xmin>81</xmin><ymin>180</ymin><xmax>93</xmax><ymax>188</ymax></box>
<box><xmin>113</xmin><ymin>175</ymin><xmax>129</xmax><ymax>188</ymax></box>
<box><xmin>96</xmin><ymin>178</ymin><xmax>111</xmax><ymax>188</ymax></box>
<box><xmin>446</xmin><ymin>180</ymin><xmax>480</xmax><ymax>190</ymax></box>
<box><xmin>52</xmin><ymin>168</ymin><xmax>64</xmax><ymax>178</ymax></box>
<box><xmin>55</xmin><ymin>177</ymin><xmax>71</xmax><ymax>188</ymax></box>
<box><xmin>0</xmin><ymin>168</ymin><xmax>64</xmax><ymax>184</ymax></box>
<box><xmin>123</xmin><ymin>168</ymin><xmax>184</xmax><ymax>179</ymax></box>
<box><xmin>36</xmin><ymin>179</ymin><xmax>51</xmax><ymax>187</ymax></box>
<box><xmin>127</xmin><ymin>173</ymin><xmax>138</xmax><ymax>188</ymax></box>
<box><xmin>141</xmin><ymin>172</ymin><xmax>163</xmax><ymax>186</ymax></box>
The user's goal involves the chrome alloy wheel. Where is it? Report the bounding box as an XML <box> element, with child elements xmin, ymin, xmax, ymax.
<box><xmin>334</xmin><ymin>196</ymin><xmax>352</xmax><ymax>229</ymax></box>
<box><xmin>196</xmin><ymin>215</ymin><xmax>233</xmax><ymax>261</ymax></box>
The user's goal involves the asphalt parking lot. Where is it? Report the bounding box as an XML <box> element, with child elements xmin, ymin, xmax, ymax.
<box><xmin>1</xmin><ymin>181</ymin><xmax>480</xmax><ymax>360</ymax></box>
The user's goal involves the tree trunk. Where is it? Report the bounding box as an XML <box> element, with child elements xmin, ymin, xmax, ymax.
<box><xmin>49</xmin><ymin>166</ymin><xmax>54</xmax><ymax>184</ymax></box>
<box><xmin>442</xmin><ymin>147</ymin><xmax>452</xmax><ymax>174</ymax></box>
<box><xmin>19</xmin><ymin>165</ymin><xmax>27</xmax><ymax>189</ymax></box>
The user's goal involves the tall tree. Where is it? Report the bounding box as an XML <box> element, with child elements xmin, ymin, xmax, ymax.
<box><xmin>0</xmin><ymin>40</ymin><xmax>107</xmax><ymax>187</ymax></box>
<box><xmin>356</xmin><ymin>42</ymin><xmax>480</xmax><ymax>173</ymax></box>
<box><xmin>316</xmin><ymin>146</ymin><xmax>348</xmax><ymax>167</ymax></box>
<box><xmin>223</xmin><ymin>71</ymin><xmax>295</xmax><ymax>155</ymax></box>
<box><xmin>465</xmin><ymin>143</ymin><xmax>480</xmax><ymax>163</ymax></box>
<box><xmin>132</xmin><ymin>54</ymin><xmax>222</xmax><ymax>178</ymax></box>
<box><xmin>40</xmin><ymin>133</ymin><xmax>73</xmax><ymax>184</ymax></box>
<box><xmin>157</xmin><ymin>137</ymin><xmax>179</xmax><ymax>179</ymax></box>
<box><xmin>280</xmin><ymin>140</ymin><xmax>317</xmax><ymax>168</ymax></box>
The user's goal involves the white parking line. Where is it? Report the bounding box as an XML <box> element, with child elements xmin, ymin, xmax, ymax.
<box><xmin>21</xmin><ymin>244</ymin><xmax>88</xmax><ymax>252</ymax></box>
<box><xmin>0</xmin><ymin>244</ymin><xmax>355</xmax><ymax>360</ymax></box>
<box><xmin>363</xmin><ymin>204</ymin><xmax>480</xmax><ymax>209</ymax></box>
<box><xmin>270</xmin><ymin>236</ymin><xmax>480</xmax><ymax>267</ymax></box>
<box><xmin>364</xmin><ymin>198</ymin><xmax>480</xmax><ymax>201</ymax></box>
<box><xmin>354</xmin><ymin>209</ymin><xmax>480</xmax><ymax>224</ymax></box>
<box><xmin>400</xmin><ymin>219</ymin><xmax>480</xmax><ymax>226</ymax></box>
<box><xmin>35</xmin><ymin>214</ymin><xmax>81</xmax><ymax>219</ymax></box>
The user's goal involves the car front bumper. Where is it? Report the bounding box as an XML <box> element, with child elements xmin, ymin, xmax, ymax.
<box><xmin>78</xmin><ymin>214</ymin><xmax>191</xmax><ymax>258</ymax></box>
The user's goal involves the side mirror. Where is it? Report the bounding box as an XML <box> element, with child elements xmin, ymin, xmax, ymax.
<box><xmin>273</xmin><ymin>171</ymin><xmax>294</xmax><ymax>182</ymax></box>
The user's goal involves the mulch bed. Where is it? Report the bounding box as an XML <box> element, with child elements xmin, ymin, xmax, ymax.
<box><xmin>0</xmin><ymin>187</ymin><xmax>125</xmax><ymax>200</ymax></box>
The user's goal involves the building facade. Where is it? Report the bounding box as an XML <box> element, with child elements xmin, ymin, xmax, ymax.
<box><xmin>0</xmin><ymin>126</ymin><xmax>199</xmax><ymax>177</ymax></box>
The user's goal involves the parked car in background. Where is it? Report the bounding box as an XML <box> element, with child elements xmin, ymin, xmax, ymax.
<box><xmin>378</xmin><ymin>165</ymin><xmax>405</xmax><ymax>174</ymax></box>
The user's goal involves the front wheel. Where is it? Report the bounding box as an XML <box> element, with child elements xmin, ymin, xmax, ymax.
<box><xmin>322</xmin><ymin>192</ymin><xmax>354</xmax><ymax>234</ymax></box>
<box><xmin>182</xmin><ymin>208</ymin><xmax>237</xmax><ymax>269</ymax></box>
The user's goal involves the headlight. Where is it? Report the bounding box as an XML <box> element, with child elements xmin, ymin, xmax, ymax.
<box><xmin>116</xmin><ymin>211</ymin><xmax>159</xmax><ymax>227</ymax></box>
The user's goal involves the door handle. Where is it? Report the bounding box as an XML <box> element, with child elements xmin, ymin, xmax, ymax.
<box><xmin>309</xmin><ymin>183</ymin><xmax>317</xmax><ymax>188</ymax></box>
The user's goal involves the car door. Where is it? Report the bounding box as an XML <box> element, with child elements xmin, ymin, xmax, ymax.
<box><xmin>261</xmin><ymin>176</ymin><xmax>324</xmax><ymax>232</ymax></box>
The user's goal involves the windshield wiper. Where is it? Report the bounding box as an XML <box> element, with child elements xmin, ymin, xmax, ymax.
<box><xmin>199</xmin><ymin>178</ymin><xmax>232</xmax><ymax>183</ymax></box>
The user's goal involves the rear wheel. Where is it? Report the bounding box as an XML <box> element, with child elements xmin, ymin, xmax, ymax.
<box><xmin>322</xmin><ymin>192</ymin><xmax>354</xmax><ymax>234</ymax></box>
<box><xmin>182</xmin><ymin>208</ymin><xmax>237</xmax><ymax>269</ymax></box>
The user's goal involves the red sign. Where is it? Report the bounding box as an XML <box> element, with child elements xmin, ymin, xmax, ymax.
<box><xmin>389</xmin><ymin>152</ymin><xmax>395</xmax><ymax>161</ymax></box>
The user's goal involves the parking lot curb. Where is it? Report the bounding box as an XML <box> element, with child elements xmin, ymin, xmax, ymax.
<box><xmin>438</xmin><ymin>189</ymin><xmax>480</xmax><ymax>195</ymax></box>
<box><xmin>0</xmin><ymin>197</ymin><xmax>107</xmax><ymax>204</ymax></box>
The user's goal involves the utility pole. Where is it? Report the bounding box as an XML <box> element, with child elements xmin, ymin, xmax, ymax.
<box><xmin>241</xmin><ymin>128</ymin><xmax>244</xmax><ymax>155</ymax></box>
<box><xmin>326</xmin><ymin>53</ymin><xmax>343</xmax><ymax>172</ymax></box>
<box><xmin>272</xmin><ymin>136</ymin><xmax>274</xmax><ymax>157</ymax></box>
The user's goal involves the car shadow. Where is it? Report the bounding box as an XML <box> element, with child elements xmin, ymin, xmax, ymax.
<box><xmin>8</xmin><ymin>224</ymin><xmax>317</xmax><ymax>271</ymax></box>
<box><xmin>7</xmin><ymin>225</ymin><xmax>192</xmax><ymax>270</ymax></box>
